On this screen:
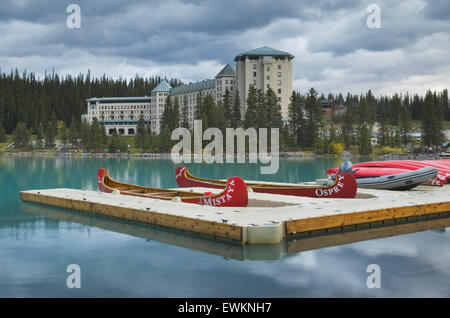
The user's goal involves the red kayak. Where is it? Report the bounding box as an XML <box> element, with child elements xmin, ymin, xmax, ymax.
<box><xmin>175</xmin><ymin>166</ymin><xmax>358</xmax><ymax>198</ymax></box>
<box><xmin>97</xmin><ymin>168</ymin><xmax>249</xmax><ymax>207</ymax></box>
<box><xmin>327</xmin><ymin>160</ymin><xmax>450</xmax><ymax>186</ymax></box>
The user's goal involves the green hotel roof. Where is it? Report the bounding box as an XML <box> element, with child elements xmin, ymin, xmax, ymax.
<box><xmin>234</xmin><ymin>46</ymin><xmax>294</xmax><ymax>61</ymax></box>
<box><xmin>215</xmin><ymin>64</ymin><xmax>235</xmax><ymax>77</ymax></box>
<box><xmin>170</xmin><ymin>79</ymin><xmax>215</xmax><ymax>95</ymax></box>
<box><xmin>151</xmin><ymin>79</ymin><xmax>172</xmax><ymax>93</ymax></box>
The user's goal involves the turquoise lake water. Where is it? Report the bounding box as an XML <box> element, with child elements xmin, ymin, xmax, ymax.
<box><xmin>0</xmin><ymin>156</ymin><xmax>449</xmax><ymax>297</ymax></box>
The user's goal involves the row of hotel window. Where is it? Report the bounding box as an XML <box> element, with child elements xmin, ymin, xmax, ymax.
<box><xmin>253</xmin><ymin>79</ymin><xmax>283</xmax><ymax>86</ymax></box>
<box><xmin>90</xmin><ymin>104</ymin><xmax>197</xmax><ymax>116</ymax></box>
<box><xmin>253</xmin><ymin>72</ymin><xmax>282</xmax><ymax>79</ymax></box>
<box><xmin>90</xmin><ymin>105</ymin><xmax>149</xmax><ymax>110</ymax></box>
<box><xmin>253</xmin><ymin>64</ymin><xmax>282</xmax><ymax>70</ymax></box>
<box><xmin>97</xmin><ymin>111</ymin><xmax>195</xmax><ymax>121</ymax></box>
<box><xmin>217</xmin><ymin>79</ymin><xmax>234</xmax><ymax>85</ymax></box>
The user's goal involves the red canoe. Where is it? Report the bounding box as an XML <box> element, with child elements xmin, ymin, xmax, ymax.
<box><xmin>175</xmin><ymin>166</ymin><xmax>358</xmax><ymax>198</ymax></box>
<box><xmin>327</xmin><ymin>160</ymin><xmax>450</xmax><ymax>186</ymax></box>
<box><xmin>97</xmin><ymin>168</ymin><xmax>248</xmax><ymax>207</ymax></box>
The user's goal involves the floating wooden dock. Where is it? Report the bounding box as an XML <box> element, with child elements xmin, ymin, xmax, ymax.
<box><xmin>20</xmin><ymin>185</ymin><xmax>450</xmax><ymax>245</ymax></box>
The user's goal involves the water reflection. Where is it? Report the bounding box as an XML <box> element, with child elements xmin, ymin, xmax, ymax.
<box><xmin>21</xmin><ymin>201</ymin><xmax>450</xmax><ymax>262</ymax></box>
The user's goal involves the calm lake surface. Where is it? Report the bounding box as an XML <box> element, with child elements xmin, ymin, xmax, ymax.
<box><xmin>0</xmin><ymin>156</ymin><xmax>449</xmax><ymax>297</ymax></box>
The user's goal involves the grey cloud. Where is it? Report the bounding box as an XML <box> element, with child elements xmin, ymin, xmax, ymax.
<box><xmin>0</xmin><ymin>0</ymin><xmax>449</xmax><ymax>95</ymax></box>
<box><xmin>422</xmin><ymin>0</ymin><xmax>450</xmax><ymax>21</ymax></box>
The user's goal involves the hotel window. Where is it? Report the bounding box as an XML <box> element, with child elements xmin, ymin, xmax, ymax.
<box><xmin>253</xmin><ymin>64</ymin><xmax>256</xmax><ymax>69</ymax></box>
<box><xmin>267</xmin><ymin>84</ymin><xmax>270</xmax><ymax>88</ymax></box>
<box><xmin>277</xmin><ymin>80</ymin><xmax>281</xmax><ymax>86</ymax></box>
<box><xmin>253</xmin><ymin>72</ymin><xmax>256</xmax><ymax>77</ymax></box>
<box><xmin>278</xmin><ymin>72</ymin><xmax>281</xmax><ymax>77</ymax></box>
<box><xmin>253</xmin><ymin>80</ymin><xmax>257</xmax><ymax>85</ymax></box>
<box><xmin>278</xmin><ymin>89</ymin><xmax>281</xmax><ymax>94</ymax></box>
<box><xmin>278</xmin><ymin>65</ymin><xmax>281</xmax><ymax>70</ymax></box>
<box><xmin>266</xmin><ymin>67</ymin><xmax>270</xmax><ymax>71</ymax></box>
<box><xmin>278</xmin><ymin>97</ymin><xmax>282</xmax><ymax>102</ymax></box>
<box><xmin>266</xmin><ymin>75</ymin><xmax>270</xmax><ymax>80</ymax></box>
<box><xmin>225</xmin><ymin>80</ymin><xmax>228</xmax><ymax>84</ymax></box>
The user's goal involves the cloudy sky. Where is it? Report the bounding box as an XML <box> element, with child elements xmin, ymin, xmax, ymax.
<box><xmin>1</xmin><ymin>0</ymin><xmax>449</xmax><ymax>96</ymax></box>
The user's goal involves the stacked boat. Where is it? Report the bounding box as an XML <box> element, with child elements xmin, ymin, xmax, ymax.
<box><xmin>327</xmin><ymin>159</ymin><xmax>450</xmax><ymax>190</ymax></box>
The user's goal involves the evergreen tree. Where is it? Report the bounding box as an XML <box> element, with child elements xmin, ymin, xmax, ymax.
<box><xmin>99</xmin><ymin>123</ymin><xmax>108</xmax><ymax>151</ymax></box>
<box><xmin>390</xmin><ymin>93</ymin><xmax>402</xmax><ymax>125</ymax></box>
<box><xmin>68</xmin><ymin>117</ymin><xmax>79</xmax><ymax>147</ymax></box>
<box><xmin>172</xmin><ymin>96</ymin><xmax>180</xmax><ymax>130</ymax></box>
<box><xmin>194</xmin><ymin>93</ymin><xmax>203</xmax><ymax>120</ymax></box>
<box><xmin>161</xmin><ymin>96</ymin><xmax>172</xmax><ymax>131</ymax></box>
<box><xmin>13</xmin><ymin>122</ymin><xmax>31</xmax><ymax>149</ymax></box>
<box><xmin>144</xmin><ymin>125</ymin><xmax>154</xmax><ymax>151</ymax></box>
<box><xmin>231</xmin><ymin>89</ymin><xmax>242</xmax><ymax>128</ymax></box>
<box><xmin>288</xmin><ymin>91</ymin><xmax>306</xmax><ymax>147</ymax></box>
<box><xmin>45</xmin><ymin>111</ymin><xmax>58</xmax><ymax>148</ymax></box>
<box><xmin>109</xmin><ymin>128</ymin><xmax>120</xmax><ymax>153</ymax></box>
<box><xmin>60</xmin><ymin>122</ymin><xmax>69</xmax><ymax>148</ymax></box>
<box><xmin>0</xmin><ymin>122</ymin><xmax>6</xmax><ymax>143</ymax></box>
<box><xmin>441</xmin><ymin>89</ymin><xmax>449</xmax><ymax>121</ymax></box>
<box><xmin>36</xmin><ymin>123</ymin><xmax>45</xmax><ymax>149</ymax></box>
<box><xmin>255</xmin><ymin>89</ymin><xmax>267</xmax><ymax>128</ymax></box>
<box><xmin>222</xmin><ymin>89</ymin><xmax>232</xmax><ymax>128</ymax></box>
<box><xmin>79</xmin><ymin>120</ymin><xmax>91</xmax><ymax>150</ymax></box>
<box><xmin>358</xmin><ymin>124</ymin><xmax>372</xmax><ymax>155</ymax></box>
<box><xmin>327</xmin><ymin>125</ymin><xmax>337</xmax><ymax>154</ymax></box>
<box><xmin>265</xmin><ymin>88</ymin><xmax>283</xmax><ymax>128</ymax></box>
<box><xmin>89</xmin><ymin>117</ymin><xmax>104</xmax><ymax>151</ymax></box>
<box><xmin>159</xmin><ymin>127</ymin><xmax>172</xmax><ymax>152</ymax></box>
<box><xmin>215</xmin><ymin>100</ymin><xmax>227</xmax><ymax>133</ymax></box>
<box><xmin>410</xmin><ymin>94</ymin><xmax>423</xmax><ymax>121</ymax></box>
<box><xmin>181</xmin><ymin>95</ymin><xmax>190</xmax><ymax>128</ymax></box>
<box><xmin>3</xmin><ymin>87</ymin><xmax>15</xmax><ymax>134</ymax></box>
<box><xmin>342</xmin><ymin>109</ymin><xmax>353</xmax><ymax>150</ymax></box>
<box><xmin>201</xmin><ymin>94</ymin><xmax>215</xmax><ymax>130</ymax></box>
<box><xmin>136</xmin><ymin>116</ymin><xmax>146</xmax><ymax>150</ymax></box>
<box><xmin>358</xmin><ymin>97</ymin><xmax>370</xmax><ymax>125</ymax></box>
<box><xmin>366</xmin><ymin>89</ymin><xmax>376</xmax><ymax>124</ymax></box>
<box><xmin>305</xmin><ymin>88</ymin><xmax>322</xmax><ymax>148</ymax></box>
<box><xmin>393</xmin><ymin>129</ymin><xmax>401</xmax><ymax>148</ymax></box>
<box><xmin>243</xmin><ymin>85</ymin><xmax>258</xmax><ymax>128</ymax></box>
<box><xmin>422</xmin><ymin>90</ymin><xmax>443</xmax><ymax>147</ymax></box>
<box><xmin>377</xmin><ymin>97</ymin><xmax>388</xmax><ymax>146</ymax></box>
<box><xmin>399</xmin><ymin>95</ymin><xmax>412</xmax><ymax>146</ymax></box>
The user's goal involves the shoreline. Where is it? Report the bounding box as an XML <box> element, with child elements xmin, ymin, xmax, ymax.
<box><xmin>0</xmin><ymin>151</ymin><xmax>321</xmax><ymax>159</ymax></box>
<box><xmin>1</xmin><ymin>150</ymin><xmax>448</xmax><ymax>161</ymax></box>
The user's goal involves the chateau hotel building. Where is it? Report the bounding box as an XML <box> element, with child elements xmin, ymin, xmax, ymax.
<box><xmin>83</xmin><ymin>47</ymin><xmax>294</xmax><ymax>135</ymax></box>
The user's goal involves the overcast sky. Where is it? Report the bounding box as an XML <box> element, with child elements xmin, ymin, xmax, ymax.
<box><xmin>1</xmin><ymin>0</ymin><xmax>449</xmax><ymax>96</ymax></box>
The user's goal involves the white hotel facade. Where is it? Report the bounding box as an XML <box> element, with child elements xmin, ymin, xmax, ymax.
<box><xmin>83</xmin><ymin>47</ymin><xmax>294</xmax><ymax>135</ymax></box>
